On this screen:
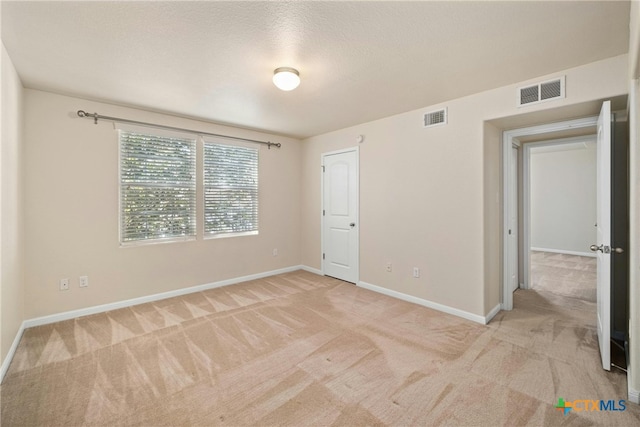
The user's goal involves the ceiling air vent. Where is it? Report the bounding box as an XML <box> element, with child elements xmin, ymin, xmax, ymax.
<box><xmin>518</xmin><ymin>76</ymin><xmax>565</xmax><ymax>107</ymax></box>
<box><xmin>423</xmin><ymin>108</ymin><xmax>447</xmax><ymax>128</ymax></box>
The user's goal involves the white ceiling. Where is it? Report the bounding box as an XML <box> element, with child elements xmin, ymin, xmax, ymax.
<box><xmin>1</xmin><ymin>1</ymin><xmax>631</xmax><ymax>139</ymax></box>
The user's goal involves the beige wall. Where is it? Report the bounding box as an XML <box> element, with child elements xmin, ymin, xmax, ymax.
<box><xmin>483</xmin><ymin>122</ymin><xmax>501</xmax><ymax>313</ymax></box>
<box><xmin>23</xmin><ymin>90</ymin><xmax>302</xmax><ymax>319</ymax></box>
<box><xmin>1</xmin><ymin>44</ymin><xmax>25</xmax><ymax>362</ymax></box>
<box><xmin>530</xmin><ymin>142</ymin><xmax>597</xmax><ymax>254</ymax></box>
<box><xmin>301</xmin><ymin>54</ymin><xmax>628</xmax><ymax>317</ymax></box>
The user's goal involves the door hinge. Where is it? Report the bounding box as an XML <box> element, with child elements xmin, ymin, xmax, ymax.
<box><xmin>323</xmin><ymin>253</ymin><xmax>325</xmax><ymax>260</ymax></box>
<box><xmin>323</xmin><ymin>210</ymin><xmax>325</xmax><ymax>216</ymax></box>
<box><xmin>322</xmin><ymin>165</ymin><xmax>325</xmax><ymax>172</ymax></box>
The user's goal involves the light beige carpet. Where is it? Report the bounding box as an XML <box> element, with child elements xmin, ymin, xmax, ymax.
<box><xmin>1</xmin><ymin>270</ymin><xmax>638</xmax><ymax>426</ymax></box>
<box><xmin>530</xmin><ymin>251</ymin><xmax>597</xmax><ymax>302</ymax></box>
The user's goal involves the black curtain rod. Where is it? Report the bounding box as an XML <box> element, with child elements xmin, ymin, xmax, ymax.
<box><xmin>76</xmin><ymin>110</ymin><xmax>281</xmax><ymax>149</ymax></box>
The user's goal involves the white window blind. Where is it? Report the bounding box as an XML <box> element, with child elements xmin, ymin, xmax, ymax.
<box><xmin>119</xmin><ymin>130</ymin><xmax>196</xmax><ymax>244</ymax></box>
<box><xmin>204</xmin><ymin>142</ymin><xmax>259</xmax><ymax>236</ymax></box>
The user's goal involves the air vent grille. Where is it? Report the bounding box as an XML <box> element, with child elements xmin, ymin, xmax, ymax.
<box><xmin>541</xmin><ymin>79</ymin><xmax>562</xmax><ymax>100</ymax></box>
<box><xmin>518</xmin><ymin>76</ymin><xmax>565</xmax><ymax>107</ymax></box>
<box><xmin>520</xmin><ymin>86</ymin><xmax>539</xmax><ymax>105</ymax></box>
<box><xmin>423</xmin><ymin>108</ymin><xmax>447</xmax><ymax>128</ymax></box>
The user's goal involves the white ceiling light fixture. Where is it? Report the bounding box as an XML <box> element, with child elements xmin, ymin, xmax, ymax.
<box><xmin>273</xmin><ymin>67</ymin><xmax>300</xmax><ymax>91</ymax></box>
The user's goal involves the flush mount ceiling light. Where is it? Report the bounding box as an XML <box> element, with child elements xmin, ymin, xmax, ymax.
<box><xmin>273</xmin><ymin>67</ymin><xmax>300</xmax><ymax>91</ymax></box>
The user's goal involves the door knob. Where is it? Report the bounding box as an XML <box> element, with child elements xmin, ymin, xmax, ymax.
<box><xmin>590</xmin><ymin>244</ymin><xmax>612</xmax><ymax>254</ymax></box>
<box><xmin>350</xmin><ymin>223</ymin><xmax>356</xmax><ymax>228</ymax></box>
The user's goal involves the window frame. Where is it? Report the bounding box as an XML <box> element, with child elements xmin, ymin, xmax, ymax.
<box><xmin>202</xmin><ymin>138</ymin><xmax>260</xmax><ymax>240</ymax></box>
<box><xmin>118</xmin><ymin>125</ymin><xmax>197</xmax><ymax>247</ymax></box>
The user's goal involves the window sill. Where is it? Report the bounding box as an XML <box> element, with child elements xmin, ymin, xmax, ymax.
<box><xmin>204</xmin><ymin>231</ymin><xmax>259</xmax><ymax>240</ymax></box>
<box><xmin>120</xmin><ymin>235</ymin><xmax>196</xmax><ymax>248</ymax></box>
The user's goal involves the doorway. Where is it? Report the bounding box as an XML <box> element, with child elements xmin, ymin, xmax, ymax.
<box><xmin>502</xmin><ymin>101</ymin><xmax>630</xmax><ymax>373</ymax></box>
<box><xmin>525</xmin><ymin>135</ymin><xmax>597</xmax><ymax>301</ymax></box>
<box><xmin>502</xmin><ymin>116</ymin><xmax>598</xmax><ymax>310</ymax></box>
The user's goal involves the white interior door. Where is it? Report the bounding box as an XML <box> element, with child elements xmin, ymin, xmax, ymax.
<box><xmin>594</xmin><ymin>100</ymin><xmax>611</xmax><ymax>371</ymax></box>
<box><xmin>509</xmin><ymin>145</ymin><xmax>519</xmax><ymax>292</ymax></box>
<box><xmin>322</xmin><ymin>149</ymin><xmax>359</xmax><ymax>283</ymax></box>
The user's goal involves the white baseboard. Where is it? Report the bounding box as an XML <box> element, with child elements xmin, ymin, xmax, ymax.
<box><xmin>300</xmin><ymin>265</ymin><xmax>323</xmax><ymax>275</ymax></box>
<box><xmin>530</xmin><ymin>247</ymin><xmax>595</xmax><ymax>258</ymax></box>
<box><xmin>629</xmin><ymin>386</ymin><xmax>640</xmax><ymax>405</ymax></box>
<box><xmin>0</xmin><ymin>321</ymin><xmax>26</xmax><ymax>384</ymax></box>
<box><xmin>358</xmin><ymin>281</ymin><xmax>493</xmax><ymax>325</ymax></box>
<box><xmin>24</xmin><ymin>265</ymin><xmax>302</xmax><ymax>329</ymax></box>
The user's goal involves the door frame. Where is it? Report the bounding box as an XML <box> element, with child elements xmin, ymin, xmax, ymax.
<box><xmin>508</xmin><ymin>142</ymin><xmax>521</xmax><ymax>293</ymax></box>
<box><xmin>321</xmin><ymin>146</ymin><xmax>360</xmax><ymax>282</ymax></box>
<box><xmin>502</xmin><ymin>116</ymin><xmax>597</xmax><ymax>310</ymax></box>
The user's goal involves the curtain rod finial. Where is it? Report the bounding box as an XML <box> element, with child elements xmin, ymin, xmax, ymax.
<box><xmin>77</xmin><ymin>110</ymin><xmax>98</xmax><ymax>124</ymax></box>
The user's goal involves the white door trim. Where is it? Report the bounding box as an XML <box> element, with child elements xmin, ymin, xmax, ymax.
<box><xmin>321</xmin><ymin>146</ymin><xmax>360</xmax><ymax>282</ymax></box>
<box><xmin>502</xmin><ymin>116</ymin><xmax>597</xmax><ymax>310</ymax></box>
<box><xmin>508</xmin><ymin>142</ymin><xmax>520</xmax><ymax>293</ymax></box>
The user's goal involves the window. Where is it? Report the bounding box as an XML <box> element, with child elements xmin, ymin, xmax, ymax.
<box><xmin>204</xmin><ymin>142</ymin><xmax>259</xmax><ymax>237</ymax></box>
<box><xmin>119</xmin><ymin>130</ymin><xmax>196</xmax><ymax>244</ymax></box>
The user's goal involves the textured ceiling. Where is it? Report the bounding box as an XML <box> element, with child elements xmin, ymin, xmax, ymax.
<box><xmin>1</xmin><ymin>1</ymin><xmax>631</xmax><ymax>138</ymax></box>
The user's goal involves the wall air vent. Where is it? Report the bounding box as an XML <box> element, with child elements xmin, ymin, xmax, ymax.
<box><xmin>423</xmin><ymin>107</ymin><xmax>447</xmax><ymax>128</ymax></box>
<box><xmin>518</xmin><ymin>76</ymin><xmax>565</xmax><ymax>107</ymax></box>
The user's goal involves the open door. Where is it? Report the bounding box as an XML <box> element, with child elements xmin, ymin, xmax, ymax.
<box><xmin>592</xmin><ymin>100</ymin><xmax>611</xmax><ymax>371</ymax></box>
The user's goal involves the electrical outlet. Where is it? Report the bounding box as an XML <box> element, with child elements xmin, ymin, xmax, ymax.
<box><xmin>413</xmin><ymin>268</ymin><xmax>420</xmax><ymax>278</ymax></box>
<box><xmin>60</xmin><ymin>278</ymin><xmax>69</xmax><ymax>291</ymax></box>
<box><xmin>386</xmin><ymin>262</ymin><xmax>392</xmax><ymax>272</ymax></box>
<box><xmin>79</xmin><ymin>275</ymin><xmax>89</xmax><ymax>288</ymax></box>
<box><xmin>272</xmin><ymin>248</ymin><xmax>278</xmax><ymax>257</ymax></box>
